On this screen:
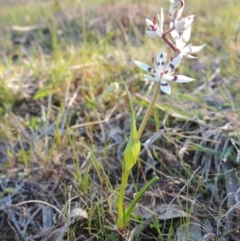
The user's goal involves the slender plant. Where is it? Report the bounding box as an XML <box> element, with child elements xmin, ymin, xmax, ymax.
<box><xmin>116</xmin><ymin>0</ymin><xmax>205</xmax><ymax>240</ymax></box>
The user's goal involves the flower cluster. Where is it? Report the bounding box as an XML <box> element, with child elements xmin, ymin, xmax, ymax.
<box><xmin>135</xmin><ymin>0</ymin><xmax>205</xmax><ymax>95</ymax></box>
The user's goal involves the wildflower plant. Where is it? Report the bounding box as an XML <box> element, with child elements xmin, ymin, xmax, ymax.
<box><xmin>116</xmin><ymin>0</ymin><xmax>205</xmax><ymax>239</ymax></box>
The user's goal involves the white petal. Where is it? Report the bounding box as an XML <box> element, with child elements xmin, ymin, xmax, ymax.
<box><xmin>155</xmin><ymin>49</ymin><xmax>166</xmax><ymax>73</ymax></box>
<box><xmin>169</xmin><ymin>0</ymin><xmax>184</xmax><ymax>20</ymax></box>
<box><xmin>170</xmin><ymin>22</ymin><xmax>180</xmax><ymax>41</ymax></box>
<box><xmin>158</xmin><ymin>8</ymin><xmax>164</xmax><ymax>33</ymax></box>
<box><xmin>181</xmin><ymin>26</ymin><xmax>191</xmax><ymax>45</ymax></box>
<box><xmin>184</xmin><ymin>44</ymin><xmax>206</xmax><ymax>54</ymax></box>
<box><xmin>145</xmin><ymin>19</ymin><xmax>154</xmax><ymax>28</ymax></box>
<box><xmin>175</xmin><ymin>0</ymin><xmax>184</xmax><ymax>18</ymax></box>
<box><xmin>175</xmin><ymin>26</ymin><xmax>192</xmax><ymax>50</ymax></box>
<box><xmin>184</xmin><ymin>53</ymin><xmax>198</xmax><ymax>59</ymax></box>
<box><xmin>168</xmin><ymin>5</ymin><xmax>175</xmax><ymax>19</ymax></box>
<box><xmin>175</xmin><ymin>8</ymin><xmax>184</xmax><ymax>21</ymax></box>
<box><xmin>175</xmin><ymin>15</ymin><xmax>194</xmax><ymax>32</ymax></box>
<box><xmin>146</xmin><ymin>31</ymin><xmax>161</xmax><ymax>38</ymax></box>
<box><xmin>134</xmin><ymin>61</ymin><xmax>154</xmax><ymax>73</ymax></box>
<box><xmin>160</xmin><ymin>79</ymin><xmax>171</xmax><ymax>94</ymax></box>
<box><xmin>144</xmin><ymin>74</ymin><xmax>159</xmax><ymax>82</ymax></box>
<box><xmin>165</xmin><ymin>53</ymin><xmax>183</xmax><ymax>73</ymax></box>
<box><xmin>164</xmin><ymin>74</ymin><xmax>194</xmax><ymax>83</ymax></box>
<box><xmin>145</xmin><ymin>18</ymin><xmax>161</xmax><ymax>36</ymax></box>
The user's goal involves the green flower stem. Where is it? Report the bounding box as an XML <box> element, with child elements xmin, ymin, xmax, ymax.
<box><xmin>137</xmin><ymin>81</ymin><xmax>160</xmax><ymax>140</ymax></box>
<box><xmin>117</xmin><ymin>170</ymin><xmax>130</xmax><ymax>229</ymax></box>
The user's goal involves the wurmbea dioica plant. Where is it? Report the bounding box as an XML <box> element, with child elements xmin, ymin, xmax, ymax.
<box><xmin>116</xmin><ymin>0</ymin><xmax>205</xmax><ymax>238</ymax></box>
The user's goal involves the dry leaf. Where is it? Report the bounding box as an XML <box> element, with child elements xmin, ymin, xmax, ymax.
<box><xmin>134</xmin><ymin>204</ymin><xmax>189</xmax><ymax>220</ymax></box>
<box><xmin>176</xmin><ymin>222</ymin><xmax>203</xmax><ymax>241</ymax></box>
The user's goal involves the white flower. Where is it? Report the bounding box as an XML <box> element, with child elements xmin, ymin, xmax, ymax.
<box><xmin>174</xmin><ymin>15</ymin><xmax>195</xmax><ymax>33</ymax></box>
<box><xmin>168</xmin><ymin>1</ymin><xmax>194</xmax><ymax>33</ymax></box>
<box><xmin>134</xmin><ymin>49</ymin><xmax>194</xmax><ymax>95</ymax></box>
<box><xmin>145</xmin><ymin>8</ymin><xmax>164</xmax><ymax>38</ymax></box>
<box><xmin>169</xmin><ymin>0</ymin><xmax>184</xmax><ymax>20</ymax></box>
<box><xmin>170</xmin><ymin>23</ymin><xmax>206</xmax><ymax>58</ymax></box>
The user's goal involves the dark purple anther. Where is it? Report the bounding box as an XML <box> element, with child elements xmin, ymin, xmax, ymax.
<box><xmin>173</xmin><ymin>76</ymin><xmax>178</xmax><ymax>81</ymax></box>
<box><xmin>169</xmin><ymin>63</ymin><xmax>175</xmax><ymax>70</ymax></box>
<box><xmin>150</xmin><ymin>25</ymin><xmax>157</xmax><ymax>31</ymax></box>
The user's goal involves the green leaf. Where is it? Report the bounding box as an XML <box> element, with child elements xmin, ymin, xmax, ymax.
<box><xmin>117</xmin><ymin>176</ymin><xmax>159</xmax><ymax>228</ymax></box>
<box><xmin>117</xmin><ymin>79</ymin><xmax>141</xmax><ymax>229</ymax></box>
<box><xmin>117</xmin><ymin>170</ymin><xmax>130</xmax><ymax>229</ymax></box>
<box><xmin>33</xmin><ymin>88</ymin><xmax>54</xmax><ymax>100</ymax></box>
<box><xmin>125</xmin><ymin>176</ymin><xmax>159</xmax><ymax>222</ymax></box>
<box><xmin>189</xmin><ymin>143</ymin><xmax>221</xmax><ymax>155</ymax></box>
<box><xmin>122</xmin><ymin>81</ymin><xmax>140</xmax><ymax>171</ymax></box>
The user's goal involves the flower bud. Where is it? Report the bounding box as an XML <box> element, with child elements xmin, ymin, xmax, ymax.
<box><xmin>169</xmin><ymin>0</ymin><xmax>184</xmax><ymax>20</ymax></box>
<box><xmin>175</xmin><ymin>15</ymin><xmax>194</xmax><ymax>33</ymax></box>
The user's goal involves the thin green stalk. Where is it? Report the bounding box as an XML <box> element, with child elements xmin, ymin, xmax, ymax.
<box><xmin>137</xmin><ymin>81</ymin><xmax>160</xmax><ymax>140</ymax></box>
